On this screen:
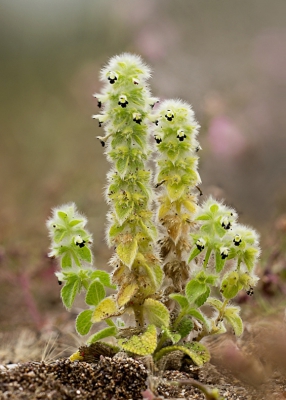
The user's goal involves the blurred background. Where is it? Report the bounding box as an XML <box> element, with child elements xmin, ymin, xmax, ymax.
<box><xmin>0</xmin><ymin>0</ymin><xmax>286</xmax><ymax>338</ymax></box>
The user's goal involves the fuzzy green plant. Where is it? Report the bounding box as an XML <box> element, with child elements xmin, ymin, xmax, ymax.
<box><xmin>47</xmin><ymin>53</ymin><xmax>260</xmax><ymax>370</ymax></box>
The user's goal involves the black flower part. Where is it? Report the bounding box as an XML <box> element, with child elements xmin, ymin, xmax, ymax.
<box><xmin>220</xmin><ymin>247</ymin><xmax>229</xmax><ymax>259</ymax></box>
<box><xmin>165</xmin><ymin>109</ymin><xmax>174</xmax><ymax>121</ymax></box>
<box><xmin>58</xmin><ymin>280</ymin><xmax>62</xmax><ymax>285</ymax></box>
<box><xmin>233</xmin><ymin>234</ymin><xmax>242</xmax><ymax>246</ymax></box>
<box><xmin>133</xmin><ymin>112</ymin><xmax>142</xmax><ymax>124</ymax></box>
<box><xmin>196</xmin><ymin>238</ymin><xmax>206</xmax><ymax>251</ymax></box>
<box><xmin>177</xmin><ymin>129</ymin><xmax>187</xmax><ymax>142</ymax></box>
<box><xmin>246</xmin><ymin>287</ymin><xmax>254</xmax><ymax>296</ymax></box>
<box><xmin>97</xmin><ymin>100</ymin><xmax>102</xmax><ymax>108</ymax></box>
<box><xmin>154</xmin><ymin>135</ymin><xmax>162</xmax><ymax>144</ymax></box>
<box><xmin>221</xmin><ymin>216</ymin><xmax>231</xmax><ymax>230</ymax></box>
<box><xmin>155</xmin><ymin>120</ymin><xmax>159</xmax><ymax>126</ymax></box>
<box><xmin>74</xmin><ymin>235</ymin><xmax>86</xmax><ymax>248</ymax></box>
<box><xmin>118</xmin><ymin>95</ymin><xmax>128</xmax><ymax>108</ymax></box>
<box><xmin>107</xmin><ymin>71</ymin><xmax>118</xmax><ymax>84</ymax></box>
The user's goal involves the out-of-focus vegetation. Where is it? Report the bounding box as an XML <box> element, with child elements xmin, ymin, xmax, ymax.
<box><xmin>1</xmin><ymin>0</ymin><xmax>286</xmax><ymax>332</ymax></box>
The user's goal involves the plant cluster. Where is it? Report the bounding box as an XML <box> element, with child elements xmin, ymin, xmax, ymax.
<box><xmin>47</xmin><ymin>53</ymin><xmax>260</xmax><ymax>367</ymax></box>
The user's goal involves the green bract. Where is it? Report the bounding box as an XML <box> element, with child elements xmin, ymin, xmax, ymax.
<box><xmin>47</xmin><ymin>53</ymin><xmax>260</xmax><ymax>371</ymax></box>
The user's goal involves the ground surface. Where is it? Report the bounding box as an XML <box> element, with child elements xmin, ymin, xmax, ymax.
<box><xmin>1</xmin><ymin>312</ymin><xmax>286</xmax><ymax>399</ymax></box>
<box><xmin>1</xmin><ymin>356</ymin><xmax>286</xmax><ymax>400</ymax></box>
<box><xmin>1</xmin><ymin>332</ymin><xmax>286</xmax><ymax>400</ymax></box>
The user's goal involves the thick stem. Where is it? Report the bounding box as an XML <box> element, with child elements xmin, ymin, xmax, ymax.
<box><xmin>203</xmin><ymin>248</ymin><xmax>212</xmax><ymax>269</ymax></box>
<box><xmin>215</xmin><ymin>298</ymin><xmax>229</xmax><ymax>326</ymax></box>
<box><xmin>133</xmin><ymin>305</ymin><xmax>145</xmax><ymax>329</ymax></box>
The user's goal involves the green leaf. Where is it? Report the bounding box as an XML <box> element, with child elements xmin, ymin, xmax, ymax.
<box><xmin>167</xmin><ymin>182</ymin><xmax>185</xmax><ymax>202</ymax></box>
<box><xmin>61</xmin><ymin>277</ymin><xmax>81</xmax><ymax>309</ymax></box>
<box><xmin>224</xmin><ymin>306</ymin><xmax>243</xmax><ymax>336</ymax></box>
<box><xmin>210</xmin><ymin>204</ymin><xmax>219</xmax><ymax>213</ymax></box>
<box><xmin>206</xmin><ymin>297</ymin><xmax>223</xmax><ymax>311</ymax></box>
<box><xmin>143</xmin><ymin>298</ymin><xmax>170</xmax><ymax>328</ymax></box>
<box><xmin>183</xmin><ymin>342</ymin><xmax>211</xmax><ymax>365</ymax></box>
<box><xmin>169</xmin><ymin>293</ymin><xmax>189</xmax><ymax>310</ymax></box>
<box><xmin>53</xmin><ymin>228</ymin><xmax>67</xmax><ymax>243</ymax></box>
<box><xmin>215</xmin><ymin>250</ymin><xmax>227</xmax><ymax>273</ymax></box>
<box><xmin>205</xmin><ymin>274</ymin><xmax>218</xmax><ymax>285</ymax></box>
<box><xmin>85</xmin><ymin>280</ymin><xmax>106</xmax><ymax>306</ymax></box>
<box><xmin>138</xmin><ymin>220</ymin><xmax>157</xmax><ymax>242</ymax></box>
<box><xmin>154</xmin><ymin>342</ymin><xmax>210</xmax><ymax>366</ymax></box>
<box><xmin>115</xmin><ymin>202</ymin><xmax>133</xmax><ymax>223</ymax></box>
<box><xmin>91</xmin><ymin>297</ymin><xmax>119</xmax><ymax>323</ymax></box>
<box><xmin>61</xmin><ymin>252</ymin><xmax>72</xmax><ymax>268</ymax></box>
<box><xmin>188</xmin><ymin>246</ymin><xmax>202</xmax><ymax>262</ymax></box>
<box><xmin>195</xmin><ymin>285</ymin><xmax>210</xmax><ymax>307</ymax></box>
<box><xmin>76</xmin><ymin>310</ymin><xmax>93</xmax><ymax>336</ymax></box>
<box><xmin>117</xmin><ymin>282</ymin><xmax>138</xmax><ymax>307</ymax></box>
<box><xmin>161</xmin><ymin>326</ymin><xmax>181</xmax><ymax>344</ymax></box>
<box><xmin>185</xmin><ymin>280</ymin><xmax>207</xmax><ymax>305</ymax></box>
<box><xmin>117</xmin><ymin>239</ymin><xmax>138</xmax><ymax>268</ymax></box>
<box><xmin>214</xmin><ymin>221</ymin><xmax>227</xmax><ymax>237</ymax></box>
<box><xmin>116</xmin><ymin>156</ymin><xmax>129</xmax><ymax>176</ymax></box>
<box><xmin>69</xmin><ymin>219</ymin><xmax>83</xmax><ymax>227</ymax></box>
<box><xmin>87</xmin><ymin>327</ymin><xmax>118</xmax><ymax>344</ymax></box>
<box><xmin>243</xmin><ymin>247</ymin><xmax>259</xmax><ymax>271</ymax></box>
<box><xmin>141</xmin><ymin>262</ymin><xmax>163</xmax><ymax>290</ymax></box>
<box><xmin>118</xmin><ymin>325</ymin><xmax>157</xmax><ymax>356</ymax></box>
<box><xmin>90</xmin><ymin>270</ymin><xmax>117</xmax><ymax>289</ymax></box>
<box><xmin>176</xmin><ymin>316</ymin><xmax>194</xmax><ymax>338</ymax></box>
<box><xmin>188</xmin><ymin>309</ymin><xmax>210</xmax><ymax>332</ymax></box>
<box><xmin>75</xmin><ymin>245</ymin><xmax>92</xmax><ymax>263</ymax></box>
<box><xmin>57</xmin><ymin>211</ymin><xmax>68</xmax><ymax>221</ymax></box>
<box><xmin>220</xmin><ymin>271</ymin><xmax>242</xmax><ymax>299</ymax></box>
<box><xmin>109</xmin><ymin>223</ymin><xmax>125</xmax><ymax>239</ymax></box>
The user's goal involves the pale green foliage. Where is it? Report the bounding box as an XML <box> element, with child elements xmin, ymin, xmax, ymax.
<box><xmin>118</xmin><ymin>324</ymin><xmax>157</xmax><ymax>356</ymax></box>
<box><xmin>47</xmin><ymin>53</ymin><xmax>261</xmax><ymax>369</ymax></box>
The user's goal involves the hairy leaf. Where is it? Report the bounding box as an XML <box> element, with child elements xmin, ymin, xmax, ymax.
<box><xmin>118</xmin><ymin>325</ymin><xmax>157</xmax><ymax>356</ymax></box>
<box><xmin>61</xmin><ymin>252</ymin><xmax>72</xmax><ymax>269</ymax></box>
<box><xmin>117</xmin><ymin>282</ymin><xmax>139</xmax><ymax>307</ymax></box>
<box><xmin>87</xmin><ymin>327</ymin><xmax>118</xmax><ymax>344</ymax></box>
<box><xmin>220</xmin><ymin>271</ymin><xmax>242</xmax><ymax>299</ymax></box>
<box><xmin>117</xmin><ymin>239</ymin><xmax>138</xmax><ymax>268</ymax></box>
<box><xmin>75</xmin><ymin>245</ymin><xmax>92</xmax><ymax>263</ymax></box>
<box><xmin>91</xmin><ymin>297</ymin><xmax>118</xmax><ymax>323</ymax></box>
<box><xmin>169</xmin><ymin>293</ymin><xmax>189</xmax><ymax>310</ymax></box>
<box><xmin>188</xmin><ymin>309</ymin><xmax>210</xmax><ymax>332</ymax></box>
<box><xmin>76</xmin><ymin>310</ymin><xmax>93</xmax><ymax>336</ymax></box>
<box><xmin>224</xmin><ymin>306</ymin><xmax>243</xmax><ymax>336</ymax></box>
<box><xmin>176</xmin><ymin>317</ymin><xmax>194</xmax><ymax>338</ymax></box>
<box><xmin>188</xmin><ymin>246</ymin><xmax>202</xmax><ymax>262</ymax></box>
<box><xmin>195</xmin><ymin>285</ymin><xmax>210</xmax><ymax>307</ymax></box>
<box><xmin>116</xmin><ymin>156</ymin><xmax>129</xmax><ymax>176</ymax></box>
<box><xmin>215</xmin><ymin>250</ymin><xmax>227</xmax><ymax>273</ymax></box>
<box><xmin>85</xmin><ymin>280</ymin><xmax>106</xmax><ymax>306</ymax></box>
<box><xmin>206</xmin><ymin>297</ymin><xmax>223</xmax><ymax>311</ymax></box>
<box><xmin>143</xmin><ymin>298</ymin><xmax>170</xmax><ymax>327</ymax></box>
<box><xmin>161</xmin><ymin>326</ymin><xmax>181</xmax><ymax>344</ymax></box>
<box><xmin>90</xmin><ymin>270</ymin><xmax>117</xmax><ymax>289</ymax></box>
<box><xmin>154</xmin><ymin>342</ymin><xmax>210</xmax><ymax>366</ymax></box>
<box><xmin>185</xmin><ymin>280</ymin><xmax>207</xmax><ymax>305</ymax></box>
<box><xmin>61</xmin><ymin>277</ymin><xmax>81</xmax><ymax>309</ymax></box>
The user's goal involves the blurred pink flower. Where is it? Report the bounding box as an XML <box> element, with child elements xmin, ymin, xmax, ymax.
<box><xmin>134</xmin><ymin>21</ymin><xmax>179</xmax><ymax>61</ymax></box>
<box><xmin>207</xmin><ymin>116</ymin><xmax>247</xmax><ymax>158</ymax></box>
